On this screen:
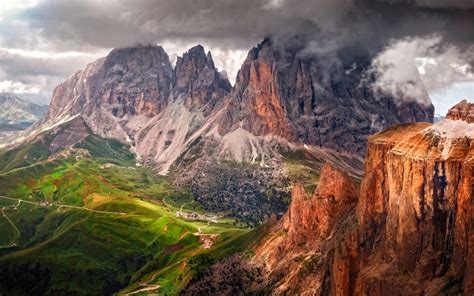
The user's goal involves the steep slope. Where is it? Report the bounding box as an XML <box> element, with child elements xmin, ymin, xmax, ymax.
<box><xmin>0</xmin><ymin>92</ymin><xmax>48</xmax><ymax>131</ymax></box>
<box><xmin>253</xmin><ymin>162</ymin><xmax>359</xmax><ymax>295</ymax></box>
<box><xmin>0</xmin><ymin>121</ymin><xmax>250</xmax><ymax>296</ymax></box>
<box><xmin>214</xmin><ymin>38</ymin><xmax>434</xmax><ymax>156</ymax></box>
<box><xmin>43</xmin><ymin>45</ymin><xmax>174</xmax><ymax>143</ymax></box>
<box><xmin>38</xmin><ymin>38</ymin><xmax>433</xmax><ymax>176</ymax></box>
<box><xmin>14</xmin><ymin>39</ymin><xmax>434</xmax><ymax>224</ymax></box>
<box><xmin>350</xmin><ymin>99</ymin><xmax>474</xmax><ymax>295</ymax></box>
<box><xmin>251</xmin><ymin>100</ymin><xmax>473</xmax><ymax>295</ymax></box>
<box><xmin>134</xmin><ymin>45</ymin><xmax>231</xmax><ymax>172</ymax></box>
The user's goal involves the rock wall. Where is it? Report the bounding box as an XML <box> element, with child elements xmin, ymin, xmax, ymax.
<box><xmin>255</xmin><ymin>101</ymin><xmax>474</xmax><ymax>295</ymax></box>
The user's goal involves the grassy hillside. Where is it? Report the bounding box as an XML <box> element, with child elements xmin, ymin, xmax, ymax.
<box><xmin>0</xmin><ymin>133</ymin><xmax>251</xmax><ymax>295</ymax></box>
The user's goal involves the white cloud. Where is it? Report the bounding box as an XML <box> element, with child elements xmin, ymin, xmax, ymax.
<box><xmin>0</xmin><ymin>47</ymin><xmax>101</xmax><ymax>59</ymax></box>
<box><xmin>367</xmin><ymin>35</ymin><xmax>474</xmax><ymax>108</ymax></box>
<box><xmin>161</xmin><ymin>40</ymin><xmax>247</xmax><ymax>85</ymax></box>
<box><xmin>0</xmin><ymin>80</ymin><xmax>40</xmax><ymax>94</ymax></box>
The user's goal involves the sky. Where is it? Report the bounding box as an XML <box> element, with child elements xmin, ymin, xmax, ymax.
<box><xmin>0</xmin><ymin>0</ymin><xmax>473</xmax><ymax>115</ymax></box>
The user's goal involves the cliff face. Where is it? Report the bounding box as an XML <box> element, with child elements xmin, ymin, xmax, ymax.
<box><xmin>44</xmin><ymin>45</ymin><xmax>175</xmax><ymax>142</ymax></box>
<box><xmin>174</xmin><ymin>45</ymin><xmax>231</xmax><ymax>113</ymax></box>
<box><xmin>42</xmin><ymin>44</ymin><xmax>230</xmax><ymax>173</ymax></box>
<box><xmin>217</xmin><ymin>38</ymin><xmax>434</xmax><ymax>156</ymax></box>
<box><xmin>254</xmin><ymin>162</ymin><xmax>358</xmax><ymax>295</ymax></box>
<box><xmin>350</xmin><ymin>100</ymin><xmax>474</xmax><ymax>295</ymax></box>
<box><xmin>255</xmin><ymin>100</ymin><xmax>474</xmax><ymax>295</ymax></box>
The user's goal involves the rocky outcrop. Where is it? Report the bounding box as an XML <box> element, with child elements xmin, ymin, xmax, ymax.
<box><xmin>174</xmin><ymin>45</ymin><xmax>231</xmax><ymax>112</ymax></box>
<box><xmin>253</xmin><ymin>100</ymin><xmax>473</xmax><ymax>295</ymax></box>
<box><xmin>27</xmin><ymin>38</ymin><xmax>435</xmax><ymax>224</ymax></box>
<box><xmin>216</xmin><ymin>38</ymin><xmax>434</xmax><ymax>156</ymax></box>
<box><xmin>349</xmin><ymin>101</ymin><xmax>474</xmax><ymax>295</ymax></box>
<box><xmin>48</xmin><ymin>116</ymin><xmax>90</xmax><ymax>153</ymax></box>
<box><xmin>446</xmin><ymin>99</ymin><xmax>474</xmax><ymax>122</ymax></box>
<box><xmin>254</xmin><ymin>162</ymin><xmax>358</xmax><ymax>295</ymax></box>
<box><xmin>44</xmin><ymin>45</ymin><xmax>175</xmax><ymax>143</ymax></box>
<box><xmin>41</xmin><ymin>44</ymin><xmax>231</xmax><ymax>173</ymax></box>
<box><xmin>38</xmin><ymin>38</ymin><xmax>434</xmax><ymax>175</ymax></box>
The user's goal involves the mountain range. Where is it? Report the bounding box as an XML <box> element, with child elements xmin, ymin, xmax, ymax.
<box><xmin>6</xmin><ymin>38</ymin><xmax>434</xmax><ymax>225</ymax></box>
<box><xmin>4</xmin><ymin>36</ymin><xmax>470</xmax><ymax>295</ymax></box>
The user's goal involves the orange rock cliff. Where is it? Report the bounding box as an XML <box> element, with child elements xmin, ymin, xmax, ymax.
<box><xmin>255</xmin><ymin>100</ymin><xmax>474</xmax><ymax>295</ymax></box>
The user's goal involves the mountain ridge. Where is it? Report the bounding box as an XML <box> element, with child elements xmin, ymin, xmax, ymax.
<box><xmin>247</xmin><ymin>99</ymin><xmax>474</xmax><ymax>295</ymax></box>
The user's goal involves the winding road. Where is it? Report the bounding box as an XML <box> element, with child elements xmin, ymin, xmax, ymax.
<box><xmin>0</xmin><ymin>199</ymin><xmax>21</xmax><ymax>249</ymax></box>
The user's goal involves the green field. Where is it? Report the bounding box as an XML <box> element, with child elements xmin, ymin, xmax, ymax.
<box><xmin>0</xmin><ymin>134</ymin><xmax>254</xmax><ymax>295</ymax></box>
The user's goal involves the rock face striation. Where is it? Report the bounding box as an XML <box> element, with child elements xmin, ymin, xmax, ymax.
<box><xmin>254</xmin><ymin>162</ymin><xmax>359</xmax><ymax>295</ymax></box>
<box><xmin>216</xmin><ymin>38</ymin><xmax>434</xmax><ymax>156</ymax></box>
<box><xmin>24</xmin><ymin>38</ymin><xmax>434</xmax><ymax>223</ymax></box>
<box><xmin>254</xmin><ymin>100</ymin><xmax>474</xmax><ymax>295</ymax></box>
<box><xmin>351</xmin><ymin>100</ymin><xmax>474</xmax><ymax>295</ymax></box>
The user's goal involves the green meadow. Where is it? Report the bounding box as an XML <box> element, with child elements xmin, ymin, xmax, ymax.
<box><xmin>0</xmin><ymin>134</ymin><xmax>254</xmax><ymax>295</ymax></box>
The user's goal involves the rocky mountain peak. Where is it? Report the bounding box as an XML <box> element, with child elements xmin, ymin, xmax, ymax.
<box><xmin>174</xmin><ymin>44</ymin><xmax>231</xmax><ymax>110</ymax></box>
<box><xmin>104</xmin><ymin>44</ymin><xmax>171</xmax><ymax>73</ymax></box>
<box><xmin>254</xmin><ymin>101</ymin><xmax>473</xmax><ymax>295</ymax></box>
<box><xmin>217</xmin><ymin>36</ymin><xmax>434</xmax><ymax>156</ymax></box>
<box><xmin>0</xmin><ymin>92</ymin><xmax>48</xmax><ymax>130</ymax></box>
<box><xmin>446</xmin><ymin>99</ymin><xmax>474</xmax><ymax>122</ymax></box>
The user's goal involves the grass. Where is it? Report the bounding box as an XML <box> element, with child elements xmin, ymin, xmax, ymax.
<box><xmin>281</xmin><ymin>149</ymin><xmax>321</xmax><ymax>196</ymax></box>
<box><xmin>0</xmin><ymin>133</ymin><xmax>250</xmax><ymax>295</ymax></box>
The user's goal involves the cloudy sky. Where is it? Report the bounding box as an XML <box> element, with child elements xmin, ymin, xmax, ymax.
<box><xmin>0</xmin><ymin>0</ymin><xmax>473</xmax><ymax>115</ymax></box>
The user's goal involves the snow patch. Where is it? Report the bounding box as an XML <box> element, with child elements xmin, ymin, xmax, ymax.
<box><xmin>427</xmin><ymin>118</ymin><xmax>474</xmax><ymax>139</ymax></box>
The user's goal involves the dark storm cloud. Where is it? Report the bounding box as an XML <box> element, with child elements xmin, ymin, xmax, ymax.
<box><xmin>0</xmin><ymin>0</ymin><xmax>473</xmax><ymax>104</ymax></box>
<box><xmin>12</xmin><ymin>0</ymin><xmax>471</xmax><ymax>51</ymax></box>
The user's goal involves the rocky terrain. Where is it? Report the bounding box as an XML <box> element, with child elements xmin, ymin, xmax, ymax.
<box><xmin>215</xmin><ymin>38</ymin><xmax>434</xmax><ymax>156</ymax></box>
<box><xmin>37</xmin><ymin>38</ymin><xmax>433</xmax><ymax>173</ymax></box>
<box><xmin>246</xmin><ymin>100</ymin><xmax>474</xmax><ymax>295</ymax></box>
<box><xmin>11</xmin><ymin>37</ymin><xmax>434</xmax><ymax>223</ymax></box>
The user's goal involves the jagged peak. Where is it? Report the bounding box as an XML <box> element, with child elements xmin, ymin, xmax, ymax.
<box><xmin>176</xmin><ymin>45</ymin><xmax>216</xmax><ymax>71</ymax></box>
<box><xmin>446</xmin><ymin>99</ymin><xmax>474</xmax><ymax>122</ymax></box>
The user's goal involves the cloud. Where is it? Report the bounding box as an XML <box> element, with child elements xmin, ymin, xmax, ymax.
<box><xmin>0</xmin><ymin>0</ymin><xmax>473</xmax><ymax>106</ymax></box>
<box><xmin>366</xmin><ymin>35</ymin><xmax>473</xmax><ymax>106</ymax></box>
<box><xmin>0</xmin><ymin>80</ymin><xmax>40</xmax><ymax>94</ymax></box>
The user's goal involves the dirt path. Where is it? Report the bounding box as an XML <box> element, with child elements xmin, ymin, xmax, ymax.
<box><xmin>179</xmin><ymin>200</ymin><xmax>195</xmax><ymax>212</ymax></box>
<box><xmin>0</xmin><ymin>195</ymin><xmax>127</xmax><ymax>216</ymax></box>
<box><xmin>122</xmin><ymin>271</ymin><xmax>161</xmax><ymax>295</ymax></box>
<box><xmin>0</xmin><ymin>199</ymin><xmax>21</xmax><ymax>248</ymax></box>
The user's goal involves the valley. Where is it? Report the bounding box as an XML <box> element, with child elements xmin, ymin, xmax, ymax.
<box><xmin>0</xmin><ymin>134</ymin><xmax>257</xmax><ymax>295</ymax></box>
<box><xmin>0</xmin><ymin>4</ymin><xmax>470</xmax><ymax>293</ymax></box>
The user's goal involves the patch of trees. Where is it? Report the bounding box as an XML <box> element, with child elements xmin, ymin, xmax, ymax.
<box><xmin>181</xmin><ymin>254</ymin><xmax>264</xmax><ymax>296</ymax></box>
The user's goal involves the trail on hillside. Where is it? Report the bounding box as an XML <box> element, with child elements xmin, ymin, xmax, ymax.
<box><xmin>0</xmin><ymin>195</ymin><xmax>127</xmax><ymax>216</ymax></box>
<box><xmin>0</xmin><ymin>199</ymin><xmax>21</xmax><ymax>248</ymax></box>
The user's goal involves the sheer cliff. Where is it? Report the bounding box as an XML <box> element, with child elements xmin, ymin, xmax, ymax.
<box><xmin>253</xmin><ymin>100</ymin><xmax>474</xmax><ymax>295</ymax></box>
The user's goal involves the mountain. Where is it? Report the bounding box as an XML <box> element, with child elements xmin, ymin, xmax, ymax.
<box><xmin>214</xmin><ymin>38</ymin><xmax>433</xmax><ymax>156</ymax></box>
<box><xmin>16</xmin><ymin>93</ymin><xmax>51</xmax><ymax>106</ymax></box>
<box><xmin>243</xmin><ymin>100</ymin><xmax>474</xmax><ymax>295</ymax></box>
<box><xmin>0</xmin><ymin>92</ymin><xmax>48</xmax><ymax>131</ymax></box>
<box><xmin>40</xmin><ymin>40</ymin><xmax>433</xmax><ymax>171</ymax></box>
<box><xmin>16</xmin><ymin>39</ymin><xmax>434</xmax><ymax>225</ymax></box>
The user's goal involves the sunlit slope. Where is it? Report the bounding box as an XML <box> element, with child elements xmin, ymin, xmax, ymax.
<box><xmin>0</xmin><ymin>129</ymin><xmax>250</xmax><ymax>295</ymax></box>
